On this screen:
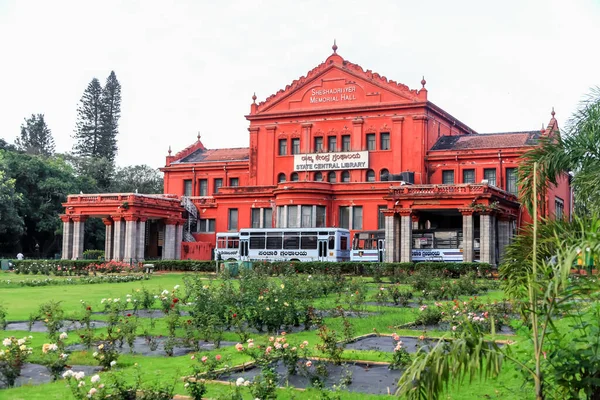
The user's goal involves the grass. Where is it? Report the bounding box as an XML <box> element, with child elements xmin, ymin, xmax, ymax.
<box><xmin>0</xmin><ymin>271</ymin><xmax>535</xmax><ymax>399</ymax></box>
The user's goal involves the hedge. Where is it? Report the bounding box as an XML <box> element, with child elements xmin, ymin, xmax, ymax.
<box><xmin>6</xmin><ymin>259</ymin><xmax>491</xmax><ymax>277</ymax></box>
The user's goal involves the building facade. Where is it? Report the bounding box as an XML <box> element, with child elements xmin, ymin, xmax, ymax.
<box><xmin>62</xmin><ymin>45</ymin><xmax>571</xmax><ymax>264</ymax></box>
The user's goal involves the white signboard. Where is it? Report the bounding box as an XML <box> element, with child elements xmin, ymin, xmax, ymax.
<box><xmin>294</xmin><ymin>151</ymin><xmax>369</xmax><ymax>172</ymax></box>
<box><xmin>411</xmin><ymin>248</ymin><xmax>464</xmax><ymax>262</ymax></box>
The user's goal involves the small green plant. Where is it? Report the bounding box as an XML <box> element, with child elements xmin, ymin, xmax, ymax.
<box><xmin>249</xmin><ymin>367</ymin><xmax>278</xmax><ymax>400</ymax></box>
<box><xmin>0</xmin><ymin>304</ymin><xmax>7</xmax><ymax>330</ymax></box>
<box><xmin>316</xmin><ymin>324</ymin><xmax>344</xmax><ymax>365</ymax></box>
<box><xmin>389</xmin><ymin>333</ymin><xmax>412</xmax><ymax>370</ymax></box>
<box><xmin>40</xmin><ymin>332</ymin><xmax>69</xmax><ymax>380</ymax></box>
<box><xmin>92</xmin><ymin>341</ymin><xmax>119</xmax><ymax>370</ymax></box>
<box><xmin>414</xmin><ymin>304</ymin><xmax>443</xmax><ymax>326</ymax></box>
<box><xmin>37</xmin><ymin>300</ymin><xmax>65</xmax><ymax>341</ymax></box>
<box><xmin>0</xmin><ymin>336</ymin><xmax>33</xmax><ymax>387</ymax></box>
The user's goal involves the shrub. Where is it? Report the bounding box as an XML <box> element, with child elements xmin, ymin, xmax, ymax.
<box><xmin>0</xmin><ymin>336</ymin><xmax>33</xmax><ymax>387</ymax></box>
<box><xmin>82</xmin><ymin>249</ymin><xmax>105</xmax><ymax>260</ymax></box>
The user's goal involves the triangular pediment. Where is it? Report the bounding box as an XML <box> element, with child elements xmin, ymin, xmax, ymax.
<box><xmin>253</xmin><ymin>53</ymin><xmax>424</xmax><ymax>115</ymax></box>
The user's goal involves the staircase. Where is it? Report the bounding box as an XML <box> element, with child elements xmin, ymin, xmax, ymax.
<box><xmin>181</xmin><ymin>196</ymin><xmax>197</xmax><ymax>242</ymax></box>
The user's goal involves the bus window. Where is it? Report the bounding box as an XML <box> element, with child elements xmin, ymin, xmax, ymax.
<box><xmin>228</xmin><ymin>239</ymin><xmax>239</xmax><ymax>249</ymax></box>
<box><xmin>266</xmin><ymin>235</ymin><xmax>282</xmax><ymax>249</ymax></box>
<box><xmin>283</xmin><ymin>233</ymin><xmax>300</xmax><ymax>249</ymax></box>
<box><xmin>340</xmin><ymin>235</ymin><xmax>348</xmax><ymax>250</ymax></box>
<box><xmin>217</xmin><ymin>238</ymin><xmax>227</xmax><ymax>249</ymax></box>
<box><xmin>249</xmin><ymin>236</ymin><xmax>265</xmax><ymax>249</ymax></box>
<box><xmin>300</xmin><ymin>235</ymin><xmax>317</xmax><ymax>249</ymax></box>
<box><xmin>329</xmin><ymin>235</ymin><xmax>335</xmax><ymax>250</ymax></box>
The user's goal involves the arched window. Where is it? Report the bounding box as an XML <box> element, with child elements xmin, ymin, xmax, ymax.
<box><xmin>328</xmin><ymin>171</ymin><xmax>337</xmax><ymax>183</ymax></box>
<box><xmin>314</xmin><ymin>171</ymin><xmax>323</xmax><ymax>182</ymax></box>
<box><xmin>380</xmin><ymin>168</ymin><xmax>389</xmax><ymax>181</ymax></box>
<box><xmin>366</xmin><ymin>169</ymin><xmax>375</xmax><ymax>182</ymax></box>
<box><xmin>277</xmin><ymin>173</ymin><xmax>286</xmax><ymax>183</ymax></box>
<box><xmin>290</xmin><ymin>172</ymin><xmax>299</xmax><ymax>181</ymax></box>
<box><xmin>341</xmin><ymin>171</ymin><xmax>350</xmax><ymax>182</ymax></box>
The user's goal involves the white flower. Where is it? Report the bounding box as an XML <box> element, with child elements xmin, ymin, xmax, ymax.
<box><xmin>92</xmin><ymin>352</ymin><xmax>98</xmax><ymax>357</ymax></box>
<box><xmin>110</xmin><ymin>360</ymin><xmax>117</xmax><ymax>367</ymax></box>
<box><xmin>2</xmin><ymin>338</ymin><xmax>11</xmax><ymax>346</ymax></box>
<box><xmin>17</xmin><ymin>339</ymin><xmax>25</xmax><ymax>345</ymax></box>
<box><xmin>100</xmin><ymin>298</ymin><xmax>106</xmax><ymax>304</ymax></box>
<box><xmin>174</xmin><ymin>285</ymin><xmax>180</xmax><ymax>290</ymax></box>
<box><xmin>161</xmin><ymin>290</ymin><xmax>169</xmax><ymax>296</ymax></box>
<box><xmin>154</xmin><ymin>295</ymin><xmax>159</xmax><ymax>299</ymax></box>
<box><xmin>62</xmin><ymin>370</ymin><xmax>74</xmax><ymax>378</ymax></box>
<box><xmin>88</xmin><ymin>387</ymin><xmax>97</xmax><ymax>397</ymax></box>
<box><xmin>60</xmin><ymin>353</ymin><xmax>68</xmax><ymax>359</ymax></box>
<box><xmin>113</xmin><ymin>298</ymin><xmax>120</xmax><ymax>303</ymax></box>
<box><xmin>59</xmin><ymin>332</ymin><xmax>68</xmax><ymax>340</ymax></box>
<box><xmin>91</xmin><ymin>374</ymin><xmax>101</xmax><ymax>383</ymax></box>
<box><xmin>236</xmin><ymin>377</ymin><xmax>245</xmax><ymax>387</ymax></box>
<box><xmin>75</xmin><ymin>371</ymin><xmax>85</xmax><ymax>381</ymax></box>
<box><xmin>49</xmin><ymin>343</ymin><xmax>58</xmax><ymax>352</ymax></box>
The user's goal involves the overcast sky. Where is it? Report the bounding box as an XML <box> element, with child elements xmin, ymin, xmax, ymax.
<box><xmin>1</xmin><ymin>0</ymin><xmax>598</xmax><ymax>169</ymax></box>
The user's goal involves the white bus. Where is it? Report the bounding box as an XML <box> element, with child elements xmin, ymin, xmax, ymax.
<box><xmin>215</xmin><ymin>228</ymin><xmax>351</xmax><ymax>262</ymax></box>
<box><xmin>351</xmin><ymin>229</ymin><xmax>479</xmax><ymax>262</ymax></box>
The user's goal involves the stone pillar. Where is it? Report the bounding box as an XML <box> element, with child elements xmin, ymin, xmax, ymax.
<box><xmin>112</xmin><ymin>216</ymin><xmax>125</xmax><ymax>261</ymax></box>
<box><xmin>399</xmin><ymin>209</ymin><xmax>412</xmax><ymax>263</ymax></box>
<box><xmin>480</xmin><ymin>213</ymin><xmax>496</xmax><ymax>266</ymax></box>
<box><xmin>411</xmin><ymin>213</ymin><xmax>420</xmax><ymax>230</ymax></box>
<box><xmin>163</xmin><ymin>219</ymin><xmax>177</xmax><ymax>260</ymax></box>
<box><xmin>123</xmin><ymin>216</ymin><xmax>138</xmax><ymax>263</ymax></box>
<box><xmin>175</xmin><ymin>222</ymin><xmax>183</xmax><ymax>260</ymax></box>
<box><xmin>497</xmin><ymin>216</ymin><xmax>510</xmax><ymax>263</ymax></box>
<box><xmin>102</xmin><ymin>218</ymin><xmax>114</xmax><ymax>261</ymax></box>
<box><xmin>60</xmin><ymin>215</ymin><xmax>73</xmax><ymax>260</ymax></box>
<box><xmin>352</xmin><ymin>118</ymin><xmax>364</xmax><ymax>150</ymax></box>
<box><xmin>383</xmin><ymin>210</ymin><xmax>399</xmax><ymax>263</ymax></box>
<box><xmin>392</xmin><ymin>116</ymin><xmax>404</xmax><ymax>172</ymax></box>
<box><xmin>71</xmin><ymin>215</ymin><xmax>86</xmax><ymax>260</ymax></box>
<box><xmin>460</xmin><ymin>209</ymin><xmax>474</xmax><ymax>263</ymax></box>
<box><xmin>136</xmin><ymin>218</ymin><xmax>147</xmax><ymax>262</ymax></box>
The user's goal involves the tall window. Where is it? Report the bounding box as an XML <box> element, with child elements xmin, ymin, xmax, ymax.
<box><xmin>263</xmin><ymin>208</ymin><xmax>272</xmax><ymax>228</ymax></box>
<box><xmin>316</xmin><ymin>206</ymin><xmax>326</xmax><ymax>227</ymax></box>
<box><xmin>555</xmin><ymin>197</ymin><xmax>564</xmax><ymax>219</ymax></box>
<box><xmin>251</xmin><ymin>209</ymin><xmax>261</xmax><ymax>228</ymax></box>
<box><xmin>442</xmin><ymin>170</ymin><xmax>455</xmax><ymax>184</ymax></box>
<box><xmin>328</xmin><ymin>171</ymin><xmax>337</xmax><ymax>183</ymax></box>
<box><xmin>352</xmin><ymin>206</ymin><xmax>363</xmax><ymax>229</ymax></box>
<box><xmin>380</xmin><ymin>132</ymin><xmax>390</xmax><ymax>150</ymax></box>
<box><xmin>214</xmin><ymin>178</ymin><xmax>223</xmax><ymax>194</ymax></box>
<box><xmin>291</xmin><ymin>138</ymin><xmax>300</xmax><ymax>154</ymax></box>
<box><xmin>228</xmin><ymin>208</ymin><xmax>238</xmax><ymax>231</ymax></box>
<box><xmin>278</xmin><ymin>139</ymin><xmax>287</xmax><ymax>156</ymax></box>
<box><xmin>378</xmin><ymin>205</ymin><xmax>386</xmax><ymax>229</ymax></box>
<box><xmin>366</xmin><ymin>169</ymin><xmax>375</xmax><ymax>182</ymax></box>
<box><xmin>183</xmin><ymin>180</ymin><xmax>192</xmax><ymax>196</ymax></box>
<box><xmin>301</xmin><ymin>205</ymin><xmax>313</xmax><ymax>227</ymax></box>
<box><xmin>314</xmin><ymin>171</ymin><xmax>323</xmax><ymax>181</ymax></box>
<box><xmin>314</xmin><ymin>137</ymin><xmax>323</xmax><ymax>152</ymax></box>
<box><xmin>290</xmin><ymin>172</ymin><xmax>299</xmax><ymax>181</ymax></box>
<box><xmin>506</xmin><ymin>168</ymin><xmax>517</xmax><ymax>194</ymax></box>
<box><xmin>484</xmin><ymin>169</ymin><xmax>496</xmax><ymax>186</ymax></box>
<box><xmin>199</xmin><ymin>179</ymin><xmax>208</xmax><ymax>196</ymax></box>
<box><xmin>342</xmin><ymin>135</ymin><xmax>351</xmax><ymax>151</ymax></box>
<box><xmin>287</xmin><ymin>206</ymin><xmax>298</xmax><ymax>228</ymax></box>
<box><xmin>341</xmin><ymin>171</ymin><xmax>350</xmax><ymax>182</ymax></box>
<box><xmin>277</xmin><ymin>173</ymin><xmax>286</xmax><ymax>183</ymax></box>
<box><xmin>327</xmin><ymin>136</ymin><xmax>337</xmax><ymax>152</ymax></box>
<box><xmin>366</xmin><ymin>134</ymin><xmax>376</xmax><ymax>151</ymax></box>
<box><xmin>229</xmin><ymin>177</ymin><xmax>239</xmax><ymax>187</ymax></box>
<box><xmin>380</xmin><ymin>168</ymin><xmax>389</xmax><ymax>181</ymax></box>
<box><xmin>197</xmin><ymin>218</ymin><xmax>216</xmax><ymax>232</ymax></box>
<box><xmin>463</xmin><ymin>169</ymin><xmax>475</xmax><ymax>184</ymax></box>
<box><xmin>339</xmin><ymin>206</ymin><xmax>350</xmax><ymax>229</ymax></box>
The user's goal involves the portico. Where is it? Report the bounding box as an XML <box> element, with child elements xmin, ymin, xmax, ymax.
<box><xmin>61</xmin><ymin>193</ymin><xmax>185</xmax><ymax>261</ymax></box>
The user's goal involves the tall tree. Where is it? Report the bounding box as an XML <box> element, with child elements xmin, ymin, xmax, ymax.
<box><xmin>15</xmin><ymin>114</ymin><xmax>55</xmax><ymax>156</ymax></box>
<box><xmin>0</xmin><ymin>167</ymin><xmax>24</xmax><ymax>251</ymax></box>
<box><xmin>99</xmin><ymin>71</ymin><xmax>121</xmax><ymax>163</ymax></box>
<box><xmin>110</xmin><ymin>165</ymin><xmax>163</xmax><ymax>194</ymax></box>
<box><xmin>72</xmin><ymin>78</ymin><xmax>103</xmax><ymax>158</ymax></box>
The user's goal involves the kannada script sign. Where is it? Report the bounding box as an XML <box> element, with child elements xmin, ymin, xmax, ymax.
<box><xmin>294</xmin><ymin>151</ymin><xmax>368</xmax><ymax>172</ymax></box>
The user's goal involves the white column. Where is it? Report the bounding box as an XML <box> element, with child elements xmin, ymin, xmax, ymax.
<box><xmin>296</xmin><ymin>205</ymin><xmax>301</xmax><ymax>228</ymax></box>
<box><xmin>61</xmin><ymin>217</ymin><xmax>73</xmax><ymax>260</ymax></box>
<box><xmin>71</xmin><ymin>217</ymin><xmax>86</xmax><ymax>260</ymax></box>
<box><xmin>282</xmin><ymin>206</ymin><xmax>288</xmax><ymax>228</ymax></box>
<box><xmin>461</xmin><ymin>211</ymin><xmax>474</xmax><ymax>263</ymax></box>
<box><xmin>112</xmin><ymin>217</ymin><xmax>125</xmax><ymax>261</ymax></box>
<box><xmin>175</xmin><ymin>223</ymin><xmax>183</xmax><ymax>260</ymax></box>
<box><xmin>103</xmin><ymin>219</ymin><xmax>113</xmax><ymax>261</ymax></box>
<box><xmin>163</xmin><ymin>222</ymin><xmax>176</xmax><ymax>260</ymax></box>
<box><xmin>259</xmin><ymin>208</ymin><xmax>264</xmax><ymax>228</ymax></box>
<box><xmin>480</xmin><ymin>214</ymin><xmax>492</xmax><ymax>265</ymax></box>
<box><xmin>384</xmin><ymin>212</ymin><xmax>399</xmax><ymax>263</ymax></box>
<box><xmin>348</xmin><ymin>206</ymin><xmax>354</xmax><ymax>231</ymax></box>
<box><xmin>136</xmin><ymin>219</ymin><xmax>146</xmax><ymax>262</ymax></box>
<box><xmin>123</xmin><ymin>217</ymin><xmax>137</xmax><ymax>263</ymax></box>
<box><xmin>400</xmin><ymin>212</ymin><xmax>412</xmax><ymax>263</ymax></box>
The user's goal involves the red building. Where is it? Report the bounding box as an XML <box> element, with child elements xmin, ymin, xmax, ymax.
<box><xmin>62</xmin><ymin>44</ymin><xmax>571</xmax><ymax>265</ymax></box>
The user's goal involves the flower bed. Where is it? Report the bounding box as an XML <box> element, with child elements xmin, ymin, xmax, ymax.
<box><xmin>3</xmin><ymin>274</ymin><xmax>149</xmax><ymax>287</ymax></box>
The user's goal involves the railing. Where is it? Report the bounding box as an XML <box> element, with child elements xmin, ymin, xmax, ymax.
<box><xmin>66</xmin><ymin>193</ymin><xmax>182</xmax><ymax>207</ymax></box>
<box><xmin>390</xmin><ymin>184</ymin><xmax>517</xmax><ymax>201</ymax></box>
<box><xmin>181</xmin><ymin>196</ymin><xmax>198</xmax><ymax>218</ymax></box>
<box><xmin>183</xmin><ymin>230</ymin><xmax>196</xmax><ymax>243</ymax></box>
<box><xmin>188</xmin><ymin>196</ymin><xmax>217</xmax><ymax>207</ymax></box>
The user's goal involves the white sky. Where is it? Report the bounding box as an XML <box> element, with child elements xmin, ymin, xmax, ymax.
<box><xmin>0</xmin><ymin>0</ymin><xmax>598</xmax><ymax>169</ymax></box>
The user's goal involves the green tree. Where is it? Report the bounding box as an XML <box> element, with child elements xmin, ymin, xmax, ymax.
<box><xmin>0</xmin><ymin>167</ymin><xmax>24</xmax><ymax>251</ymax></box>
<box><xmin>110</xmin><ymin>165</ymin><xmax>163</xmax><ymax>194</ymax></box>
<box><xmin>15</xmin><ymin>114</ymin><xmax>55</xmax><ymax>156</ymax></box>
<box><xmin>99</xmin><ymin>71</ymin><xmax>121</xmax><ymax>163</ymax></box>
<box><xmin>0</xmin><ymin>138</ymin><xmax>16</xmax><ymax>151</ymax></box>
<box><xmin>72</xmin><ymin>78</ymin><xmax>103</xmax><ymax>159</ymax></box>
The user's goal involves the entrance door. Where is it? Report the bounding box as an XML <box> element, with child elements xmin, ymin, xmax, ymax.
<box><xmin>377</xmin><ymin>239</ymin><xmax>385</xmax><ymax>263</ymax></box>
<box><xmin>317</xmin><ymin>239</ymin><xmax>328</xmax><ymax>261</ymax></box>
<box><xmin>240</xmin><ymin>239</ymin><xmax>249</xmax><ymax>261</ymax></box>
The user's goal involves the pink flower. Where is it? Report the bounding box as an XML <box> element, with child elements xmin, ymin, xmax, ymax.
<box><xmin>201</xmin><ymin>356</ymin><xmax>208</xmax><ymax>363</ymax></box>
<box><xmin>235</xmin><ymin>343</ymin><xmax>243</xmax><ymax>352</ymax></box>
<box><xmin>265</xmin><ymin>346</ymin><xmax>272</xmax><ymax>354</ymax></box>
<box><xmin>305</xmin><ymin>361</ymin><xmax>312</xmax><ymax>367</ymax></box>
<box><xmin>215</xmin><ymin>355</ymin><xmax>221</xmax><ymax>361</ymax></box>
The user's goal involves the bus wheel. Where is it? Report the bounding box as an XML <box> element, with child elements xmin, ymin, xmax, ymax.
<box><xmin>227</xmin><ymin>258</ymin><xmax>237</xmax><ymax>261</ymax></box>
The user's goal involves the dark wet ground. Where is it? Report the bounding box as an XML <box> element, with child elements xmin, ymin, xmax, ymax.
<box><xmin>345</xmin><ymin>335</ymin><xmax>436</xmax><ymax>353</ymax></box>
<box><xmin>0</xmin><ymin>363</ymin><xmax>101</xmax><ymax>389</ymax></box>
<box><xmin>220</xmin><ymin>359</ymin><xmax>402</xmax><ymax>395</ymax></box>
<box><xmin>4</xmin><ymin>320</ymin><xmax>108</xmax><ymax>332</ymax></box>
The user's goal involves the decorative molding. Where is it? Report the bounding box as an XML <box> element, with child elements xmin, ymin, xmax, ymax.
<box><xmin>380</xmin><ymin>123</ymin><xmax>391</xmax><ymax>132</ymax></box>
<box><xmin>365</xmin><ymin>125</ymin><xmax>377</xmax><ymax>133</ymax></box>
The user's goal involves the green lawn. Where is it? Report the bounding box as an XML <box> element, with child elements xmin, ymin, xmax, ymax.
<box><xmin>0</xmin><ymin>272</ymin><xmax>534</xmax><ymax>399</ymax></box>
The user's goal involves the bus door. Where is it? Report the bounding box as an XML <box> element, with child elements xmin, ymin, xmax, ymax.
<box><xmin>317</xmin><ymin>239</ymin><xmax>328</xmax><ymax>261</ymax></box>
<box><xmin>240</xmin><ymin>238</ymin><xmax>249</xmax><ymax>261</ymax></box>
<box><xmin>377</xmin><ymin>239</ymin><xmax>385</xmax><ymax>262</ymax></box>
